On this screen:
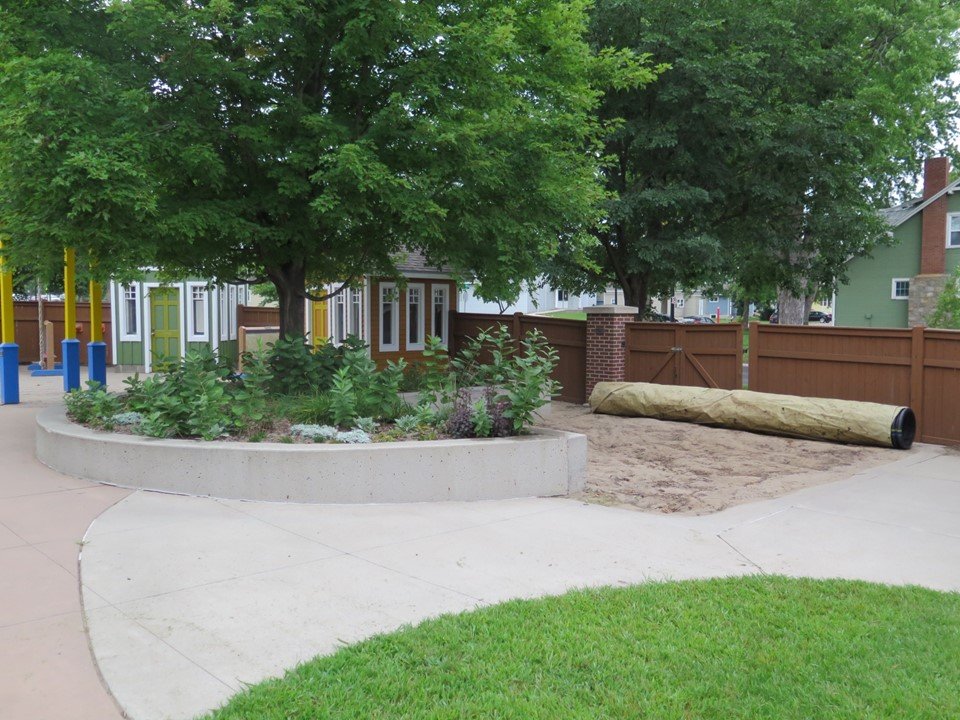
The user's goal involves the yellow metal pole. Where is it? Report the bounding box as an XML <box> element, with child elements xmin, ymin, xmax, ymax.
<box><xmin>0</xmin><ymin>240</ymin><xmax>14</xmax><ymax>345</ymax></box>
<box><xmin>64</xmin><ymin>247</ymin><xmax>76</xmax><ymax>340</ymax></box>
<box><xmin>89</xmin><ymin>279</ymin><xmax>103</xmax><ymax>342</ymax></box>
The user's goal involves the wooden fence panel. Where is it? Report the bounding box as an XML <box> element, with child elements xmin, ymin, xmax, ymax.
<box><xmin>237</xmin><ymin>305</ymin><xmax>280</xmax><ymax>328</ymax></box>
<box><xmin>625</xmin><ymin>323</ymin><xmax>742</xmax><ymax>390</ymax></box>
<box><xmin>749</xmin><ymin>324</ymin><xmax>912</xmax><ymax>406</ymax></box>
<box><xmin>3</xmin><ymin>301</ymin><xmax>113</xmax><ymax>365</ymax></box>
<box><xmin>918</xmin><ymin>329</ymin><xmax>960</xmax><ymax>445</ymax></box>
<box><xmin>748</xmin><ymin>323</ymin><xmax>960</xmax><ymax>445</ymax></box>
<box><xmin>451</xmin><ymin>312</ymin><xmax>587</xmax><ymax>404</ymax></box>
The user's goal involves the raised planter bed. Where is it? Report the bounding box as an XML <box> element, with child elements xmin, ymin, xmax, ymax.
<box><xmin>35</xmin><ymin>407</ymin><xmax>586</xmax><ymax>504</ymax></box>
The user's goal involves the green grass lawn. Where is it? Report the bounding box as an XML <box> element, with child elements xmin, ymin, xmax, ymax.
<box><xmin>203</xmin><ymin>576</ymin><xmax>960</xmax><ymax>719</ymax></box>
<box><xmin>543</xmin><ymin>310</ymin><xmax>587</xmax><ymax>320</ymax></box>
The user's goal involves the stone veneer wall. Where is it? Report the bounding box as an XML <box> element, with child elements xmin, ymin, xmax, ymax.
<box><xmin>908</xmin><ymin>274</ymin><xmax>948</xmax><ymax>327</ymax></box>
<box><xmin>585</xmin><ymin>305</ymin><xmax>638</xmax><ymax>397</ymax></box>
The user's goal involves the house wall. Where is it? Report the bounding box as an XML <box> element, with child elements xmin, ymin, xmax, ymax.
<box><xmin>370</xmin><ymin>277</ymin><xmax>457</xmax><ymax>366</ymax></box>
<box><xmin>111</xmin><ymin>274</ymin><xmax>247</xmax><ymax>368</ymax></box>
<box><xmin>836</xmin><ymin>193</ymin><xmax>960</xmax><ymax>328</ymax></box>
<box><xmin>836</xmin><ymin>216</ymin><xmax>921</xmax><ymax>328</ymax></box>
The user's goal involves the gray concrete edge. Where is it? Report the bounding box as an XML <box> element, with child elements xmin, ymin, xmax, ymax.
<box><xmin>35</xmin><ymin>406</ymin><xmax>586</xmax><ymax>504</ymax></box>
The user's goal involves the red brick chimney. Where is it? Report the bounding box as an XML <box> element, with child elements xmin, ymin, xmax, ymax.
<box><xmin>920</xmin><ymin>157</ymin><xmax>950</xmax><ymax>275</ymax></box>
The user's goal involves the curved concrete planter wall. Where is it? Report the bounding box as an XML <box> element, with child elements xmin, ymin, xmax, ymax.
<box><xmin>36</xmin><ymin>407</ymin><xmax>586</xmax><ymax>504</ymax></box>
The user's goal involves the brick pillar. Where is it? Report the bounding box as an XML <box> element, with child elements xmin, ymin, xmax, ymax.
<box><xmin>585</xmin><ymin>305</ymin><xmax>638</xmax><ymax>398</ymax></box>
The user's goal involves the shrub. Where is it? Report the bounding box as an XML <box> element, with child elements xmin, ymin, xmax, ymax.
<box><xmin>290</xmin><ymin>424</ymin><xmax>338</xmax><ymax>441</ymax></box>
<box><xmin>394</xmin><ymin>414</ymin><xmax>421</xmax><ymax>435</ymax></box>
<box><xmin>354</xmin><ymin>417</ymin><xmax>378</xmax><ymax>434</ymax></box>
<box><xmin>64</xmin><ymin>382</ymin><xmax>122</xmax><ymax>429</ymax></box>
<box><xmin>122</xmin><ymin>349</ymin><xmax>268</xmax><ymax>440</ymax></box>
<box><xmin>281</xmin><ymin>393</ymin><xmax>333</xmax><ymax>425</ymax></box>
<box><xmin>335</xmin><ymin>429</ymin><xmax>372</xmax><ymax>444</ymax></box>
<box><xmin>111</xmin><ymin>411</ymin><xmax>143</xmax><ymax>427</ymax></box>
<box><xmin>930</xmin><ymin>266</ymin><xmax>960</xmax><ymax>329</ymax></box>
<box><xmin>445</xmin><ymin>390</ymin><xmax>476</xmax><ymax>438</ymax></box>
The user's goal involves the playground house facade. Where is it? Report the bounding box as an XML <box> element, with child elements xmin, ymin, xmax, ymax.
<box><xmin>111</xmin><ymin>275</ymin><xmax>250</xmax><ymax>372</ymax></box>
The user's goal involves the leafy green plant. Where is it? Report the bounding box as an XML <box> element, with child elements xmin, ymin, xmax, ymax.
<box><xmin>929</xmin><ymin>267</ymin><xmax>960</xmax><ymax>329</ymax></box>
<box><xmin>418</xmin><ymin>336</ymin><xmax>455</xmax><ymax>408</ymax></box>
<box><xmin>471</xmin><ymin>399</ymin><xmax>492</xmax><ymax>438</ymax></box>
<box><xmin>499</xmin><ymin>330</ymin><xmax>560</xmax><ymax>433</ymax></box>
<box><xmin>329</xmin><ymin>368</ymin><xmax>358</xmax><ymax>428</ymax></box>
<box><xmin>355</xmin><ymin>417</ymin><xmax>378</xmax><ymax>434</ymax></box>
<box><xmin>276</xmin><ymin>392</ymin><xmax>333</xmax><ymax>425</ymax></box>
<box><xmin>64</xmin><ymin>382</ymin><xmax>122</xmax><ymax>429</ymax></box>
<box><xmin>265</xmin><ymin>336</ymin><xmax>321</xmax><ymax>395</ymax></box>
<box><xmin>121</xmin><ymin>349</ymin><xmax>268</xmax><ymax>440</ymax></box>
<box><xmin>394</xmin><ymin>414</ymin><xmax>421</xmax><ymax>435</ymax></box>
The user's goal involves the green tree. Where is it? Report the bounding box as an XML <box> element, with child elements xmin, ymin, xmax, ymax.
<box><xmin>549</xmin><ymin>0</ymin><xmax>960</xmax><ymax>320</ymax></box>
<box><xmin>929</xmin><ymin>267</ymin><xmax>960</xmax><ymax>329</ymax></box>
<box><xmin>1</xmin><ymin>0</ymin><xmax>652</xmax><ymax>336</ymax></box>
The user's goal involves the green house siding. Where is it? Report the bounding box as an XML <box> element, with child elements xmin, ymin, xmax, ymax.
<box><xmin>836</xmin><ymin>192</ymin><xmax>960</xmax><ymax>328</ymax></box>
<box><xmin>218</xmin><ymin>340</ymin><xmax>239</xmax><ymax>369</ymax></box>
<box><xmin>117</xmin><ymin>341</ymin><xmax>143</xmax><ymax>366</ymax></box>
<box><xmin>836</xmin><ymin>214</ymin><xmax>921</xmax><ymax>328</ymax></box>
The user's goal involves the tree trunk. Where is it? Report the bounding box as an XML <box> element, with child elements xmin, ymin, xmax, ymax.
<box><xmin>266</xmin><ymin>261</ymin><xmax>307</xmax><ymax>340</ymax></box>
<box><xmin>741</xmin><ymin>298</ymin><xmax>751</xmax><ymax>330</ymax></box>
<box><xmin>621</xmin><ymin>274</ymin><xmax>650</xmax><ymax>315</ymax></box>
<box><xmin>776</xmin><ymin>288</ymin><xmax>808</xmax><ymax>325</ymax></box>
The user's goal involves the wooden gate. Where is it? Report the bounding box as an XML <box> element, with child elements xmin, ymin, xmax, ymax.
<box><xmin>625</xmin><ymin>323</ymin><xmax>743</xmax><ymax>389</ymax></box>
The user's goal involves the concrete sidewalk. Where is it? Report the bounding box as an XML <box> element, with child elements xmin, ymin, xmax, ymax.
<box><xmin>0</xmin><ymin>371</ymin><xmax>129</xmax><ymax>720</ymax></box>
<box><xmin>79</xmin><ymin>443</ymin><xmax>960</xmax><ymax>720</ymax></box>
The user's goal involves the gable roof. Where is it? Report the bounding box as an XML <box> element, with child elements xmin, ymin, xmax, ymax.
<box><xmin>394</xmin><ymin>249</ymin><xmax>455</xmax><ymax>275</ymax></box>
<box><xmin>881</xmin><ymin>177</ymin><xmax>960</xmax><ymax>227</ymax></box>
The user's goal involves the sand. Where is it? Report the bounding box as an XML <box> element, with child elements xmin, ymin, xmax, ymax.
<box><xmin>538</xmin><ymin>402</ymin><xmax>901</xmax><ymax>515</ymax></box>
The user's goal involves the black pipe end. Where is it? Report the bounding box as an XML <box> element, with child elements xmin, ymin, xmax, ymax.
<box><xmin>891</xmin><ymin>408</ymin><xmax>917</xmax><ymax>450</ymax></box>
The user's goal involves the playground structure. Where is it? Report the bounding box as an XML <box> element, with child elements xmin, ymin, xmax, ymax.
<box><xmin>0</xmin><ymin>245</ymin><xmax>107</xmax><ymax>405</ymax></box>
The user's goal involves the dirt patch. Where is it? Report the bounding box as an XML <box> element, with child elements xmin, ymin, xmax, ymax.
<box><xmin>538</xmin><ymin>402</ymin><xmax>901</xmax><ymax>515</ymax></box>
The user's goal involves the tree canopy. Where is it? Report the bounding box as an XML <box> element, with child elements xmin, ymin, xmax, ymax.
<box><xmin>549</xmin><ymin>0</ymin><xmax>960</xmax><ymax>319</ymax></box>
<box><xmin>0</xmin><ymin>0</ymin><xmax>653</xmax><ymax>334</ymax></box>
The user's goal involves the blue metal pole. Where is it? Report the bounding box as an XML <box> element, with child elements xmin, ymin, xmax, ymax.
<box><xmin>62</xmin><ymin>338</ymin><xmax>81</xmax><ymax>391</ymax></box>
<box><xmin>0</xmin><ymin>342</ymin><xmax>19</xmax><ymax>404</ymax></box>
<box><xmin>87</xmin><ymin>341</ymin><xmax>107</xmax><ymax>387</ymax></box>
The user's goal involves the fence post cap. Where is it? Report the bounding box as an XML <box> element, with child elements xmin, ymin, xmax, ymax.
<box><xmin>584</xmin><ymin>305</ymin><xmax>639</xmax><ymax>315</ymax></box>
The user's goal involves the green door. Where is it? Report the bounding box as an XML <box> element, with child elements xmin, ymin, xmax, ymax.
<box><xmin>149</xmin><ymin>287</ymin><xmax>181</xmax><ymax>367</ymax></box>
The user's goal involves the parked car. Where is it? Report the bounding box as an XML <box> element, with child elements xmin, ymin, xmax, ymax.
<box><xmin>641</xmin><ymin>310</ymin><xmax>676</xmax><ymax>322</ymax></box>
<box><xmin>769</xmin><ymin>312</ymin><xmax>779</xmax><ymax>324</ymax></box>
<box><xmin>685</xmin><ymin>315</ymin><xmax>716</xmax><ymax>324</ymax></box>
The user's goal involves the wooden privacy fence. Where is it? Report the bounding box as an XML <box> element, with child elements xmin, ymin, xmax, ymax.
<box><xmin>451</xmin><ymin>312</ymin><xmax>587</xmax><ymax>404</ymax></box>
<box><xmin>1</xmin><ymin>301</ymin><xmax>113</xmax><ymax>366</ymax></box>
<box><xmin>625</xmin><ymin>322</ymin><xmax>743</xmax><ymax>390</ymax></box>
<box><xmin>237</xmin><ymin>305</ymin><xmax>280</xmax><ymax>328</ymax></box>
<box><xmin>749</xmin><ymin>323</ymin><xmax>960</xmax><ymax>445</ymax></box>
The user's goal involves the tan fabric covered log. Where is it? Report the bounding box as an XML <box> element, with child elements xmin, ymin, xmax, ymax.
<box><xmin>589</xmin><ymin>382</ymin><xmax>916</xmax><ymax>449</ymax></box>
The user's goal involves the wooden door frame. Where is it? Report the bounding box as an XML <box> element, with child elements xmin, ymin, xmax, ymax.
<box><xmin>144</xmin><ymin>282</ymin><xmax>185</xmax><ymax>373</ymax></box>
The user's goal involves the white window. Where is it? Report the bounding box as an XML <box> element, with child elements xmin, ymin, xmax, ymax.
<box><xmin>187</xmin><ymin>284</ymin><xmax>209</xmax><ymax>340</ymax></box>
<box><xmin>892</xmin><ymin>278</ymin><xmax>910</xmax><ymax>299</ymax></box>
<box><xmin>675</xmin><ymin>297</ymin><xmax>685</xmax><ymax>309</ymax></box>
<box><xmin>350</xmin><ymin>288</ymin><xmax>362</xmax><ymax>338</ymax></box>
<box><xmin>228</xmin><ymin>285</ymin><xmax>237</xmax><ymax>339</ymax></box>
<box><xmin>219</xmin><ymin>286</ymin><xmax>229</xmax><ymax>341</ymax></box>
<box><xmin>120</xmin><ymin>284</ymin><xmax>141</xmax><ymax>340</ymax></box>
<box><xmin>333</xmin><ymin>292</ymin><xmax>347</xmax><ymax>345</ymax></box>
<box><xmin>379</xmin><ymin>283</ymin><xmax>399</xmax><ymax>351</ymax></box>
<box><xmin>406</xmin><ymin>284</ymin><xmax>425</xmax><ymax>351</ymax></box>
<box><xmin>431</xmin><ymin>284</ymin><xmax>449</xmax><ymax>346</ymax></box>
<box><xmin>556</xmin><ymin>289</ymin><xmax>569</xmax><ymax>303</ymax></box>
<box><xmin>949</xmin><ymin>214</ymin><xmax>960</xmax><ymax>247</ymax></box>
